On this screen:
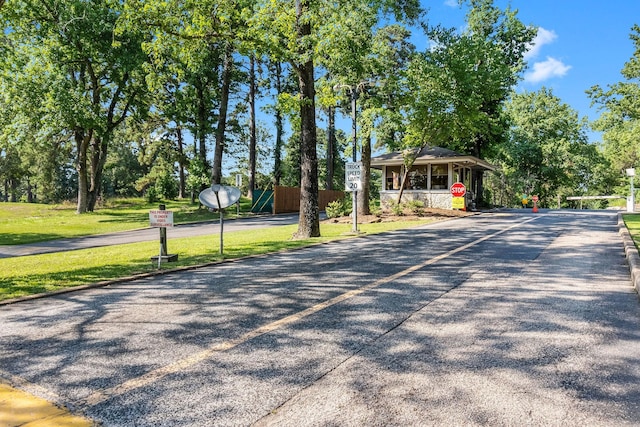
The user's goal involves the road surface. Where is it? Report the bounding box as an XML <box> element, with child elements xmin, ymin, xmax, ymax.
<box><xmin>1</xmin><ymin>210</ymin><xmax>639</xmax><ymax>426</ymax></box>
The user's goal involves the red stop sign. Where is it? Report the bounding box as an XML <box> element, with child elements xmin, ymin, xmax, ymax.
<box><xmin>450</xmin><ymin>182</ymin><xmax>466</xmax><ymax>198</ymax></box>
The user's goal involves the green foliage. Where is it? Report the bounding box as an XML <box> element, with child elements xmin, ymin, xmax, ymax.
<box><xmin>589</xmin><ymin>25</ymin><xmax>640</xmax><ymax>194</ymax></box>
<box><xmin>144</xmin><ymin>186</ymin><xmax>159</xmax><ymax>203</ymax></box>
<box><xmin>369</xmin><ymin>201</ymin><xmax>382</xmax><ymax>216</ymax></box>
<box><xmin>155</xmin><ymin>169</ymin><xmax>178</xmax><ymax>200</ymax></box>
<box><xmin>402</xmin><ymin>2</ymin><xmax>535</xmax><ymax>159</ymax></box>
<box><xmin>406</xmin><ymin>199</ymin><xmax>424</xmax><ymax>214</ymax></box>
<box><xmin>490</xmin><ymin>88</ymin><xmax>608</xmax><ymax>207</ymax></box>
<box><xmin>186</xmin><ymin>156</ymin><xmax>210</xmax><ymax>196</ymax></box>
<box><xmin>390</xmin><ymin>202</ymin><xmax>404</xmax><ymax>216</ymax></box>
<box><xmin>325</xmin><ymin>198</ymin><xmax>348</xmax><ymax>218</ymax></box>
<box><xmin>1</xmin><ymin>0</ymin><xmax>150</xmax><ymax>212</ymax></box>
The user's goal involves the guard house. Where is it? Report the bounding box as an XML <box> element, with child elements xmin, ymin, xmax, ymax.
<box><xmin>370</xmin><ymin>146</ymin><xmax>495</xmax><ymax>210</ymax></box>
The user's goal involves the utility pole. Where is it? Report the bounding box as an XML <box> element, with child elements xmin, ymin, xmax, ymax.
<box><xmin>334</xmin><ymin>82</ymin><xmax>369</xmax><ymax>233</ymax></box>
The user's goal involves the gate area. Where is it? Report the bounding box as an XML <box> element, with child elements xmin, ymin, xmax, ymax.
<box><xmin>252</xmin><ymin>186</ymin><xmax>344</xmax><ymax>214</ymax></box>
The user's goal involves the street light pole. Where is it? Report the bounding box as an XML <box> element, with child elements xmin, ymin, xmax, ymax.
<box><xmin>628</xmin><ymin>168</ymin><xmax>636</xmax><ymax>212</ymax></box>
<box><xmin>350</xmin><ymin>87</ymin><xmax>358</xmax><ymax>232</ymax></box>
<box><xmin>335</xmin><ymin>82</ymin><xmax>370</xmax><ymax>233</ymax></box>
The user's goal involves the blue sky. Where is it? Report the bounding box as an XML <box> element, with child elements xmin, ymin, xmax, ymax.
<box><xmin>419</xmin><ymin>0</ymin><xmax>640</xmax><ymax>142</ymax></box>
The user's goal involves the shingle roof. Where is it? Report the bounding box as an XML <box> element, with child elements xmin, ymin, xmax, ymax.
<box><xmin>370</xmin><ymin>146</ymin><xmax>495</xmax><ymax>171</ymax></box>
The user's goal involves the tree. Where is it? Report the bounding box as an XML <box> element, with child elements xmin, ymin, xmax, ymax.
<box><xmin>2</xmin><ymin>0</ymin><xmax>149</xmax><ymax>212</ymax></box>
<box><xmin>396</xmin><ymin>0</ymin><xmax>534</xmax><ymax>204</ymax></box>
<box><xmin>495</xmin><ymin>88</ymin><xmax>601</xmax><ymax>207</ymax></box>
<box><xmin>250</xmin><ymin>0</ymin><xmax>421</xmax><ymax>238</ymax></box>
<box><xmin>589</xmin><ymin>24</ymin><xmax>640</xmax><ymax>192</ymax></box>
<box><xmin>120</xmin><ymin>0</ymin><xmax>252</xmax><ymax>193</ymax></box>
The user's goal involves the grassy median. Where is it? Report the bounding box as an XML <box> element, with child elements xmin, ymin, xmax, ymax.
<box><xmin>1</xmin><ymin>214</ymin><xmax>435</xmax><ymax>301</ymax></box>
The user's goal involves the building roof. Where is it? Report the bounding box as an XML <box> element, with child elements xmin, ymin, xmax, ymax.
<box><xmin>370</xmin><ymin>146</ymin><xmax>495</xmax><ymax>171</ymax></box>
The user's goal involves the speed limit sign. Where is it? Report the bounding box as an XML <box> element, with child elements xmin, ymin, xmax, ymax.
<box><xmin>345</xmin><ymin>162</ymin><xmax>363</xmax><ymax>192</ymax></box>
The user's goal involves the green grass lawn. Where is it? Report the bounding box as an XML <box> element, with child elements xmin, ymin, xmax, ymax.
<box><xmin>0</xmin><ymin>198</ymin><xmax>245</xmax><ymax>245</ymax></box>
<box><xmin>623</xmin><ymin>213</ymin><xmax>640</xmax><ymax>249</ymax></box>
<box><xmin>0</xmin><ymin>203</ymin><xmax>436</xmax><ymax>301</ymax></box>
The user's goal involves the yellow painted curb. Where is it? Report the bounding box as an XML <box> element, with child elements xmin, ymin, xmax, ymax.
<box><xmin>0</xmin><ymin>382</ymin><xmax>93</xmax><ymax>427</ymax></box>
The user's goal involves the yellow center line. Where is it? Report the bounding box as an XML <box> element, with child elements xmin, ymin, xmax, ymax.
<box><xmin>80</xmin><ymin>215</ymin><xmax>538</xmax><ymax>408</ymax></box>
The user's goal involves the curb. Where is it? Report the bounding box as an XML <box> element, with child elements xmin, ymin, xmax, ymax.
<box><xmin>618</xmin><ymin>212</ymin><xmax>640</xmax><ymax>295</ymax></box>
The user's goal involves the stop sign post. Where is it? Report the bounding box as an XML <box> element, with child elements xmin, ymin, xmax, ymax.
<box><xmin>450</xmin><ymin>183</ymin><xmax>467</xmax><ymax>210</ymax></box>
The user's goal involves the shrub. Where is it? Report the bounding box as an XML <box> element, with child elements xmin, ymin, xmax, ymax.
<box><xmin>145</xmin><ymin>186</ymin><xmax>158</xmax><ymax>203</ymax></box>
<box><xmin>326</xmin><ymin>199</ymin><xmax>347</xmax><ymax>218</ymax></box>
<box><xmin>406</xmin><ymin>199</ymin><xmax>424</xmax><ymax>214</ymax></box>
<box><xmin>369</xmin><ymin>202</ymin><xmax>382</xmax><ymax>216</ymax></box>
<box><xmin>155</xmin><ymin>171</ymin><xmax>178</xmax><ymax>200</ymax></box>
<box><xmin>390</xmin><ymin>202</ymin><xmax>404</xmax><ymax>216</ymax></box>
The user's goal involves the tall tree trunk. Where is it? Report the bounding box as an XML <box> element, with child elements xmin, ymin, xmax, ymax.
<box><xmin>248</xmin><ymin>55</ymin><xmax>257</xmax><ymax>198</ymax></box>
<box><xmin>176</xmin><ymin>125</ymin><xmax>186</xmax><ymax>199</ymax></box>
<box><xmin>211</xmin><ymin>42</ymin><xmax>234</xmax><ymax>185</ymax></box>
<box><xmin>357</xmin><ymin>134</ymin><xmax>371</xmax><ymax>215</ymax></box>
<box><xmin>9</xmin><ymin>179</ymin><xmax>17</xmax><ymax>202</ymax></box>
<box><xmin>26</xmin><ymin>178</ymin><xmax>33</xmax><ymax>203</ymax></box>
<box><xmin>273</xmin><ymin>63</ymin><xmax>283</xmax><ymax>187</ymax></box>
<box><xmin>293</xmin><ymin>0</ymin><xmax>320</xmax><ymax>239</ymax></box>
<box><xmin>326</xmin><ymin>106</ymin><xmax>335</xmax><ymax>190</ymax></box>
<box><xmin>75</xmin><ymin>128</ymin><xmax>91</xmax><ymax>214</ymax></box>
<box><xmin>87</xmin><ymin>134</ymin><xmax>109</xmax><ymax>212</ymax></box>
<box><xmin>195</xmin><ymin>80</ymin><xmax>208</xmax><ymax>167</ymax></box>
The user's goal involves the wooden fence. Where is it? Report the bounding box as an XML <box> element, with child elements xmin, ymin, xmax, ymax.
<box><xmin>273</xmin><ymin>185</ymin><xmax>345</xmax><ymax>214</ymax></box>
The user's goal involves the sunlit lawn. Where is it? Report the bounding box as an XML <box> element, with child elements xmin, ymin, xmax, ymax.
<box><xmin>623</xmin><ymin>213</ymin><xmax>640</xmax><ymax>249</ymax></box>
<box><xmin>0</xmin><ymin>199</ymin><xmax>246</xmax><ymax>245</ymax></box>
<box><xmin>0</xmin><ymin>219</ymin><xmax>435</xmax><ymax>301</ymax></box>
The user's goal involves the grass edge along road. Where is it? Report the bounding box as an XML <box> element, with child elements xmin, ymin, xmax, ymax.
<box><xmin>623</xmin><ymin>213</ymin><xmax>640</xmax><ymax>249</ymax></box>
<box><xmin>0</xmin><ymin>219</ymin><xmax>435</xmax><ymax>302</ymax></box>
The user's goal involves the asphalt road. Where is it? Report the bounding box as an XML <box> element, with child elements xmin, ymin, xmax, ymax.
<box><xmin>0</xmin><ymin>213</ymin><xmax>303</xmax><ymax>258</ymax></box>
<box><xmin>1</xmin><ymin>210</ymin><xmax>639</xmax><ymax>426</ymax></box>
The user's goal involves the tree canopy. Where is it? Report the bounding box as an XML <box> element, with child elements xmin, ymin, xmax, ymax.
<box><xmin>0</xmin><ymin>0</ymin><xmax>623</xmax><ymax>215</ymax></box>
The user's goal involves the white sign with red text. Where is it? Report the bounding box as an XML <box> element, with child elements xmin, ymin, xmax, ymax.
<box><xmin>149</xmin><ymin>210</ymin><xmax>174</xmax><ymax>228</ymax></box>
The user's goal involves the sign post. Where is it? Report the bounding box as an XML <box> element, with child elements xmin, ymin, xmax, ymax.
<box><xmin>345</xmin><ymin>162</ymin><xmax>362</xmax><ymax>233</ymax></box>
<box><xmin>199</xmin><ymin>185</ymin><xmax>242</xmax><ymax>257</ymax></box>
<box><xmin>450</xmin><ymin>182</ymin><xmax>466</xmax><ymax>210</ymax></box>
<box><xmin>149</xmin><ymin>204</ymin><xmax>178</xmax><ymax>267</ymax></box>
<box><xmin>532</xmin><ymin>195</ymin><xmax>539</xmax><ymax>213</ymax></box>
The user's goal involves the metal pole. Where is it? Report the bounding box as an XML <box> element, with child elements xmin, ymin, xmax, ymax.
<box><xmin>214</xmin><ymin>191</ymin><xmax>224</xmax><ymax>255</ymax></box>
<box><xmin>351</xmin><ymin>88</ymin><xmax>358</xmax><ymax>233</ymax></box>
<box><xmin>632</xmin><ymin>175</ymin><xmax>635</xmax><ymax>212</ymax></box>
<box><xmin>159</xmin><ymin>204</ymin><xmax>168</xmax><ymax>256</ymax></box>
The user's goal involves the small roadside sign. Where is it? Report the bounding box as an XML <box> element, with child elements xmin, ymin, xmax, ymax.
<box><xmin>149</xmin><ymin>210</ymin><xmax>174</xmax><ymax>228</ymax></box>
<box><xmin>452</xmin><ymin>197</ymin><xmax>465</xmax><ymax>209</ymax></box>
<box><xmin>345</xmin><ymin>162</ymin><xmax>363</xmax><ymax>192</ymax></box>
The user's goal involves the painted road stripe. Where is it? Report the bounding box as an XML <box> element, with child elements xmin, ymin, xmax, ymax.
<box><xmin>78</xmin><ymin>215</ymin><xmax>539</xmax><ymax>408</ymax></box>
<box><xmin>0</xmin><ymin>379</ymin><xmax>92</xmax><ymax>427</ymax></box>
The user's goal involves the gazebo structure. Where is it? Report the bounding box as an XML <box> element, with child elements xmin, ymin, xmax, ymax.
<box><xmin>370</xmin><ymin>146</ymin><xmax>495</xmax><ymax>210</ymax></box>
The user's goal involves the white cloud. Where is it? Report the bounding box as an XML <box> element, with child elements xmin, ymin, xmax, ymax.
<box><xmin>444</xmin><ymin>0</ymin><xmax>459</xmax><ymax>7</ymax></box>
<box><xmin>524</xmin><ymin>57</ymin><xmax>571</xmax><ymax>83</ymax></box>
<box><xmin>524</xmin><ymin>27</ymin><xmax>558</xmax><ymax>60</ymax></box>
